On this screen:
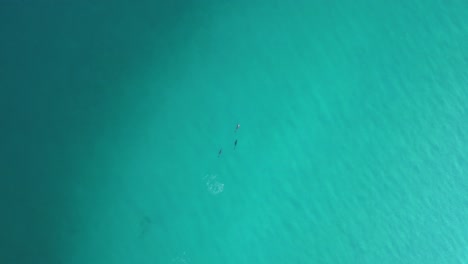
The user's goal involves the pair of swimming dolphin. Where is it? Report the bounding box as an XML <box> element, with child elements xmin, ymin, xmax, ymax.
<box><xmin>218</xmin><ymin>124</ymin><xmax>240</xmax><ymax>157</ymax></box>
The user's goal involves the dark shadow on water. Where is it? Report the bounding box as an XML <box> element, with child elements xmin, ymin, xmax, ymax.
<box><xmin>0</xmin><ymin>1</ymin><xmax>205</xmax><ymax>263</ymax></box>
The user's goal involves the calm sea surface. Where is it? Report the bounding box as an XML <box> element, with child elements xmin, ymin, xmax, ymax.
<box><xmin>1</xmin><ymin>0</ymin><xmax>467</xmax><ymax>263</ymax></box>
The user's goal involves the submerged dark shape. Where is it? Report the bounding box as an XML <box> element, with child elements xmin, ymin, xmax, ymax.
<box><xmin>234</xmin><ymin>139</ymin><xmax>237</xmax><ymax>148</ymax></box>
<box><xmin>139</xmin><ymin>216</ymin><xmax>152</xmax><ymax>237</ymax></box>
<box><xmin>218</xmin><ymin>148</ymin><xmax>222</xmax><ymax>157</ymax></box>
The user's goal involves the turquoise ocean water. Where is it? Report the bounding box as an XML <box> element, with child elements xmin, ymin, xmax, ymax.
<box><xmin>1</xmin><ymin>0</ymin><xmax>467</xmax><ymax>263</ymax></box>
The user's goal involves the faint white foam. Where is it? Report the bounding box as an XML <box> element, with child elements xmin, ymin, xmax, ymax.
<box><xmin>172</xmin><ymin>251</ymin><xmax>190</xmax><ymax>263</ymax></box>
<box><xmin>203</xmin><ymin>174</ymin><xmax>224</xmax><ymax>195</ymax></box>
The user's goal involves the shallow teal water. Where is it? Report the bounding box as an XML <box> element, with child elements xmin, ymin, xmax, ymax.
<box><xmin>1</xmin><ymin>0</ymin><xmax>467</xmax><ymax>263</ymax></box>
